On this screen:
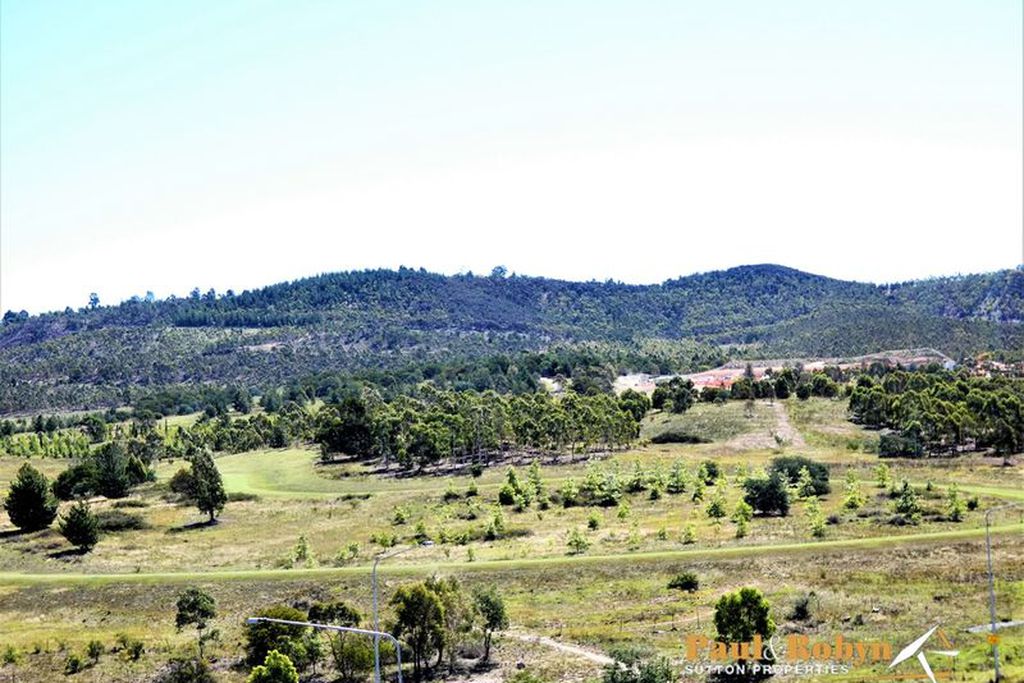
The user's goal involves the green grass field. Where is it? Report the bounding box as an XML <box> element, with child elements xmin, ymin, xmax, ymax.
<box><xmin>0</xmin><ymin>398</ymin><xmax>1021</xmax><ymax>682</ymax></box>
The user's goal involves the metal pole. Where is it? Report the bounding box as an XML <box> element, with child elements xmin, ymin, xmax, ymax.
<box><xmin>984</xmin><ymin>503</ymin><xmax>1022</xmax><ymax>683</ymax></box>
<box><xmin>246</xmin><ymin>617</ymin><xmax>405</xmax><ymax>683</ymax></box>
<box><xmin>373</xmin><ymin>554</ymin><xmax>382</xmax><ymax>683</ymax></box>
<box><xmin>985</xmin><ymin>509</ymin><xmax>1001</xmax><ymax>682</ymax></box>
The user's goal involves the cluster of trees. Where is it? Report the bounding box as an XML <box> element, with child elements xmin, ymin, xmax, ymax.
<box><xmin>166</xmin><ymin>579</ymin><xmax>507</xmax><ymax>683</ymax></box>
<box><xmin>315</xmin><ymin>389</ymin><xmax>643</xmax><ymax>469</ymax></box>
<box><xmin>849</xmin><ymin>369</ymin><xmax>1024</xmax><ymax>456</ymax></box>
<box><xmin>649</xmin><ymin>364</ymin><xmax>848</xmax><ymax>413</ymax></box>
<box><xmin>51</xmin><ymin>442</ymin><xmax>155</xmax><ymax>501</ymax></box>
<box><xmin>2</xmin><ymin>446</ymin><xmax>226</xmax><ymax>552</ymax></box>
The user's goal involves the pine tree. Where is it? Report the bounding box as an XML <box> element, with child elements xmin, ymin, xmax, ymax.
<box><xmin>58</xmin><ymin>500</ymin><xmax>100</xmax><ymax>551</ymax></box>
<box><xmin>4</xmin><ymin>463</ymin><xmax>58</xmax><ymax>531</ymax></box>
<box><xmin>190</xmin><ymin>451</ymin><xmax>228</xmax><ymax>523</ymax></box>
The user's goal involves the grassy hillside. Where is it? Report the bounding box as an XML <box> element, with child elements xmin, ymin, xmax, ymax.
<box><xmin>0</xmin><ymin>398</ymin><xmax>1020</xmax><ymax>682</ymax></box>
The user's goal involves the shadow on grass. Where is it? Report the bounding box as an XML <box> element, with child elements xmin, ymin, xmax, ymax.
<box><xmin>0</xmin><ymin>528</ymin><xmax>30</xmax><ymax>540</ymax></box>
<box><xmin>47</xmin><ymin>547</ymin><xmax>90</xmax><ymax>559</ymax></box>
<box><xmin>166</xmin><ymin>519</ymin><xmax>219</xmax><ymax>534</ymax></box>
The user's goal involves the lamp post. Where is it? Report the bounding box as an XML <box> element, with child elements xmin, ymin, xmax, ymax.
<box><xmin>984</xmin><ymin>503</ymin><xmax>1022</xmax><ymax>682</ymax></box>
<box><xmin>245</xmin><ymin>617</ymin><xmax>405</xmax><ymax>683</ymax></box>
<box><xmin>373</xmin><ymin>541</ymin><xmax>433</xmax><ymax>683</ymax></box>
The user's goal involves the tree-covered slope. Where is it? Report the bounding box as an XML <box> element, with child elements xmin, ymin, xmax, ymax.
<box><xmin>1</xmin><ymin>264</ymin><xmax>1021</xmax><ymax>413</ymax></box>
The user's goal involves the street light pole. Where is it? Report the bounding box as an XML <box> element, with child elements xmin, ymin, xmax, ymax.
<box><xmin>984</xmin><ymin>503</ymin><xmax>1022</xmax><ymax>682</ymax></box>
<box><xmin>245</xmin><ymin>617</ymin><xmax>405</xmax><ymax>683</ymax></box>
<box><xmin>373</xmin><ymin>542</ymin><xmax>433</xmax><ymax>683</ymax></box>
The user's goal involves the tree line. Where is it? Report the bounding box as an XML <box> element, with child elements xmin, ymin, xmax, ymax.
<box><xmin>848</xmin><ymin>368</ymin><xmax>1023</xmax><ymax>456</ymax></box>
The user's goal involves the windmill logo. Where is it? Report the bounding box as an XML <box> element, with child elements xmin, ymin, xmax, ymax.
<box><xmin>888</xmin><ymin>625</ymin><xmax>959</xmax><ymax>682</ymax></box>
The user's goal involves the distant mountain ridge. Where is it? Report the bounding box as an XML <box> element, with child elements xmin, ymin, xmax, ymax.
<box><xmin>1</xmin><ymin>264</ymin><xmax>1021</xmax><ymax>413</ymax></box>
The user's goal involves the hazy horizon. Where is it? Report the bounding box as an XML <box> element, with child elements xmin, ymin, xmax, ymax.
<box><xmin>3</xmin><ymin>1</ymin><xmax>1022</xmax><ymax>314</ymax></box>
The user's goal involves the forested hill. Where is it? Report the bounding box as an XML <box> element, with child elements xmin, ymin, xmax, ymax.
<box><xmin>1</xmin><ymin>264</ymin><xmax>1022</xmax><ymax>413</ymax></box>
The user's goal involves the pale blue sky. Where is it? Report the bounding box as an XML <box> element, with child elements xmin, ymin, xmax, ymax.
<box><xmin>2</xmin><ymin>0</ymin><xmax>1021</xmax><ymax>313</ymax></box>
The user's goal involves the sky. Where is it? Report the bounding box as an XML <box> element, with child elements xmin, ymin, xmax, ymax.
<box><xmin>1</xmin><ymin>0</ymin><xmax>1022</xmax><ymax>314</ymax></box>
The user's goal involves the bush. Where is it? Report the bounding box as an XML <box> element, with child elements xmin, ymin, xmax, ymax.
<box><xmin>157</xmin><ymin>656</ymin><xmax>216</xmax><ymax>683</ymax></box>
<box><xmin>668</xmin><ymin>571</ymin><xmax>699</xmax><ymax>592</ymax></box>
<box><xmin>53</xmin><ymin>463</ymin><xmax>98</xmax><ymax>501</ymax></box>
<box><xmin>497</xmin><ymin>483</ymin><xmax>517</xmax><ymax>506</ymax></box>
<box><xmin>602</xmin><ymin>645</ymin><xmax>674</xmax><ymax>683</ymax></box>
<box><xmin>566</xmin><ymin>528</ymin><xmax>590</xmax><ymax>555</ymax></box>
<box><xmin>95</xmin><ymin>510</ymin><xmax>148</xmax><ymax>532</ymax></box>
<box><xmin>1</xmin><ymin>645</ymin><xmax>20</xmax><ymax>666</ymax></box>
<box><xmin>59</xmin><ymin>501</ymin><xmax>100</xmax><ymax>551</ymax></box>
<box><xmin>700</xmin><ymin>460</ymin><xmax>721</xmax><ymax>484</ymax></box>
<box><xmin>879</xmin><ymin>432</ymin><xmax>924</xmax><ymax>458</ymax></box>
<box><xmin>248</xmin><ymin>649</ymin><xmax>299</xmax><ymax>683</ymax></box>
<box><xmin>768</xmin><ymin>456</ymin><xmax>830</xmax><ymax>496</ymax></box>
<box><xmin>4</xmin><ymin>463</ymin><xmax>58</xmax><ymax>531</ymax></box>
<box><xmin>114</xmin><ymin>634</ymin><xmax>144</xmax><ymax>661</ymax></box>
<box><xmin>245</xmin><ymin>605</ymin><xmax>311</xmax><ymax>667</ymax></box>
<box><xmin>168</xmin><ymin>468</ymin><xmax>196</xmax><ymax>498</ymax></box>
<box><xmin>742</xmin><ymin>474</ymin><xmax>790</xmax><ymax>516</ymax></box>
<box><xmin>64</xmin><ymin>652</ymin><xmax>84</xmax><ymax>674</ymax></box>
<box><xmin>789</xmin><ymin>594</ymin><xmax>813</xmax><ymax>621</ymax></box>
<box><xmin>649</xmin><ymin>430</ymin><xmax>710</xmax><ymax>444</ymax></box>
<box><xmin>86</xmin><ymin>640</ymin><xmax>104</xmax><ymax>663</ymax></box>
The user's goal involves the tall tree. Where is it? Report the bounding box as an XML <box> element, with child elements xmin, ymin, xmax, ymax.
<box><xmin>3</xmin><ymin>463</ymin><xmax>58</xmax><ymax>531</ymax></box>
<box><xmin>190</xmin><ymin>450</ymin><xmax>227</xmax><ymax>523</ymax></box>
<box><xmin>390</xmin><ymin>583</ymin><xmax>445</xmax><ymax>680</ymax></box>
<box><xmin>93</xmin><ymin>442</ymin><xmax>131</xmax><ymax>499</ymax></box>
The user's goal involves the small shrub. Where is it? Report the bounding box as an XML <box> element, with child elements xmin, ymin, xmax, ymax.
<box><xmin>682</xmin><ymin>523</ymin><xmax>697</xmax><ymax>544</ymax></box>
<box><xmin>470</xmin><ymin>463</ymin><xmax>483</xmax><ymax>478</ymax></box>
<box><xmin>736</xmin><ymin>516</ymin><xmax>750</xmax><ymax>537</ymax></box>
<box><xmin>566</xmin><ymin>528</ymin><xmax>590</xmax><ymax>555</ymax></box>
<box><xmin>498</xmin><ymin>483</ymin><xmax>517</xmax><ymax>506</ymax></box>
<box><xmin>587</xmin><ymin>511</ymin><xmax>601</xmax><ymax>531</ymax></box>
<box><xmin>668</xmin><ymin>571</ymin><xmax>699</xmax><ymax>592</ymax></box>
<box><xmin>86</xmin><ymin>640</ymin><xmax>104</xmax><ymax>663</ymax></box>
<box><xmin>95</xmin><ymin>510</ymin><xmax>148</xmax><ymax>532</ymax></box>
<box><xmin>64</xmin><ymin>652</ymin><xmax>84</xmax><ymax>675</ymax></box>
<box><xmin>157</xmin><ymin>656</ymin><xmax>216</xmax><ymax>683</ymax></box>
<box><xmin>1</xmin><ymin>645</ymin><xmax>21</xmax><ymax>666</ymax></box>
<box><xmin>112</xmin><ymin>499</ymin><xmax>148</xmax><ymax>509</ymax></box>
<box><xmin>789</xmin><ymin>594</ymin><xmax>813</xmax><ymax>621</ymax></box>
<box><xmin>392</xmin><ymin>507</ymin><xmax>409</xmax><ymax>525</ymax></box>
<box><xmin>649</xmin><ymin>430</ymin><xmax>709</xmax><ymax>444</ymax></box>
<box><xmin>442</xmin><ymin>482</ymin><xmax>460</xmax><ymax>502</ymax></box>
